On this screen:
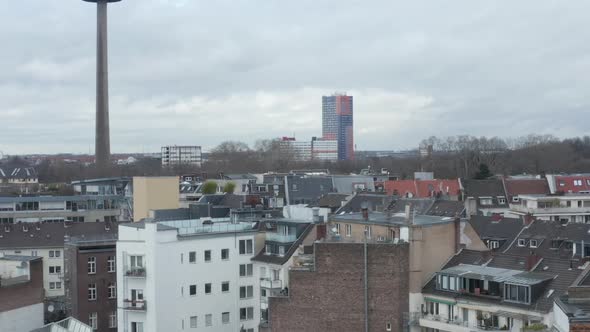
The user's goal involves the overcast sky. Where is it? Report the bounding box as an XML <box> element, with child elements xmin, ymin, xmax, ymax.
<box><xmin>1</xmin><ymin>1</ymin><xmax>589</xmax><ymax>155</ymax></box>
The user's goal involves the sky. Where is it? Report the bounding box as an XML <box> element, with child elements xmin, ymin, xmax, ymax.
<box><xmin>1</xmin><ymin>1</ymin><xmax>590</xmax><ymax>155</ymax></box>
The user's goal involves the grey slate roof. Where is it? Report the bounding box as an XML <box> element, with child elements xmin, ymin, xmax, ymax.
<box><xmin>461</xmin><ymin>179</ymin><xmax>509</xmax><ymax>208</ymax></box>
<box><xmin>469</xmin><ymin>215</ymin><xmax>524</xmax><ymax>251</ymax></box>
<box><xmin>331</xmin><ymin>175</ymin><xmax>376</xmax><ymax>194</ymax></box>
<box><xmin>251</xmin><ymin>222</ymin><xmax>314</xmax><ymax>265</ymax></box>
<box><xmin>0</xmin><ymin>222</ymin><xmax>119</xmax><ymax>249</ymax></box>
<box><xmin>335</xmin><ymin>193</ymin><xmax>389</xmax><ymax>213</ymax></box>
<box><xmin>422</xmin><ymin>249</ymin><xmax>586</xmax><ymax>313</ymax></box>
<box><xmin>285</xmin><ymin>175</ymin><xmax>334</xmax><ymax>205</ymax></box>
<box><xmin>0</xmin><ymin>166</ymin><xmax>37</xmax><ymax>179</ymax></box>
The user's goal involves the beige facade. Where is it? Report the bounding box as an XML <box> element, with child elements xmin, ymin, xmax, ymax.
<box><xmin>328</xmin><ymin>220</ymin><xmax>400</xmax><ymax>242</ymax></box>
<box><xmin>132</xmin><ymin>176</ymin><xmax>179</xmax><ymax>221</ymax></box>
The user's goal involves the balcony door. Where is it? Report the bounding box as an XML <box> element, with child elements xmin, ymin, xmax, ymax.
<box><xmin>131</xmin><ymin>289</ymin><xmax>144</xmax><ymax>302</ymax></box>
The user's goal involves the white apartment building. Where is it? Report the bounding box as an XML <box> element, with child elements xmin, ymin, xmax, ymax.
<box><xmin>161</xmin><ymin>146</ymin><xmax>203</xmax><ymax>167</ymax></box>
<box><xmin>279</xmin><ymin>138</ymin><xmax>338</xmax><ymax>162</ymax></box>
<box><xmin>510</xmin><ymin>194</ymin><xmax>590</xmax><ymax>223</ymax></box>
<box><xmin>117</xmin><ymin>219</ymin><xmax>262</xmax><ymax>332</ymax></box>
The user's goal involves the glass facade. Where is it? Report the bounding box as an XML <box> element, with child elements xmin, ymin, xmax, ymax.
<box><xmin>322</xmin><ymin>95</ymin><xmax>354</xmax><ymax>160</ymax></box>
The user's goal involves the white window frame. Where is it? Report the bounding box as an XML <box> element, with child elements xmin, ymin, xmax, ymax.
<box><xmin>89</xmin><ymin>312</ymin><xmax>97</xmax><ymax>330</ymax></box>
<box><xmin>530</xmin><ymin>239</ymin><xmax>538</xmax><ymax>248</ymax></box>
<box><xmin>190</xmin><ymin>316</ymin><xmax>197</xmax><ymax>328</ymax></box>
<box><xmin>88</xmin><ymin>283</ymin><xmax>97</xmax><ymax>301</ymax></box>
<box><xmin>88</xmin><ymin>257</ymin><xmax>96</xmax><ymax>274</ymax></box>
<box><xmin>107</xmin><ymin>256</ymin><xmax>116</xmax><ymax>273</ymax></box>
<box><xmin>345</xmin><ymin>224</ymin><xmax>352</xmax><ymax>237</ymax></box>
<box><xmin>334</xmin><ymin>223</ymin><xmax>340</xmax><ymax>235</ymax></box>
<box><xmin>108</xmin><ymin>283</ymin><xmax>117</xmax><ymax>299</ymax></box>
<box><xmin>109</xmin><ymin>312</ymin><xmax>117</xmax><ymax>328</ymax></box>
<box><xmin>517</xmin><ymin>239</ymin><xmax>526</xmax><ymax>247</ymax></box>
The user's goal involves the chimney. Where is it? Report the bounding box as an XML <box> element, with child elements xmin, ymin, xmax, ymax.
<box><xmin>405</xmin><ymin>204</ymin><xmax>412</xmax><ymax>222</ymax></box>
<box><xmin>361</xmin><ymin>201</ymin><xmax>369</xmax><ymax>221</ymax></box>
<box><xmin>525</xmin><ymin>251</ymin><xmax>541</xmax><ymax>271</ymax></box>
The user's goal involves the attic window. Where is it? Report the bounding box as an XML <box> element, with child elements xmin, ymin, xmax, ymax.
<box><xmin>517</xmin><ymin>239</ymin><xmax>526</xmax><ymax>247</ymax></box>
<box><xmin>487</xmin><ymin>240</ymin><xmax>500</xmax><ymax>249</ymax></box>
<box><xmin>530</xmin><ymin>240</ymin><xmax>538</xmax><ymax>248</ymax></box>
<box><xmin>512</xmin><ymin>196</ymin><xmax>520</xmax><ymax>203</ymax></box>
<box><xmin>498</xmin><ymin>196</ymin><xmax>506</xmax><ymax>205</ymax></box>
<box><xmin>480</xmin><ymin>198</ymin><xmax>493</xmax><ymax>206</ymax></box>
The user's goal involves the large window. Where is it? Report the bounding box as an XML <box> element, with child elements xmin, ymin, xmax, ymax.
<box><xmin>222</xmin><ymin>312</ymin><xmax>230</xmax><ymax>324</ymax></box>
<box><xmin>239</xmin><ymin>264</ymin><xmax>253</xmax><ymax>277</ymax></box>
<box><xmin>130</xmin><ymin>255</ymin><xmax>143</xmax><ymax>268</ymax></box>
<box><xmin>240</xmin><ymin>307</ymin><xmax>254</xmax><ymax>321</ymax></box>
<box><xmin>107</xmin><ymin>256</ymin><xmax>116</xmax><ymax>272</ymax></box>
<box><xmin>88</xmin><ymin>284</ymin><xmax>97</xmax><ymax>301</ymax></box>
<box><xmin>239</xmin><ymin>239</ymin><xmax>253</xmax><ymax>255</ymax></box>
<box><xmin>108</xmin><ymin>283</ymin><xmax>116</xmax><ymax>299</ymax></box>
<box><xmin>504</xmin><ymin>284</ymin><xmax>530</xmax><ymax>304</ymax></box>
<box><xmin>109</xmin><ymin>312</ymin><xmax>117</xmax><ymax>328</ymax></box>
<box><xmin>190</xmin><ymin>316</ymin><xmax>197</xmax><ymax>328</ymax></box>
<box><xmin>89</xmin><ymin>312</ymin><xmax>97</xmax><ymax>330</ymax></box>
<box><xmin>240</xmin><ymin>286</ymin><xmax>254</xmax><ymax>299</ymax></box>
<box><xmin>88</xmin><ymin>257</ymin><xmax>96</xmax><ymax>274</ymax></box>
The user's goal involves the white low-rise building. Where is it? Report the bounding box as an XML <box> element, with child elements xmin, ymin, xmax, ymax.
<box><xmin>117</xmin><ymin>218</ymin><xmax>263</xmax><ymax>332</ymax></box>
<box><xmin>510</xmin><ymin>193</ymin><xmax>590</xmax><ymax>223</ymax></box>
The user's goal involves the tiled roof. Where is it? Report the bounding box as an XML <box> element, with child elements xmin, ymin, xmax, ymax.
<box><xmin>313</xmin><ymin>193</ymin><xmax>349</xmax><ymax>209</ymax></box>
<box><xmin>335</xmin><ymin>193</ymin><xmax>389</xmax><ymax>213</ymax></box>
<box><xmin>461</xmin><ymin>179</ymin><xmax>508</xmax><ymax>208</ymax></box>
<box><xmin>384</xmin><ymin>179</ymin><xmax>460</xmax><ymax>198</ymax></box>
<box><xmin>504</xmin><ymin>179</ymin><xmax>550</xmax><ymax>197</ymax></box>
<box><xmin>426</xmin><ymin>200</ymin><xmax>465</xmax><ymax>217</ymax></box>
<box><xmin>468</xmin><ymin>215</ymin><xmax>523</xmax><ymax>251</ymax></box>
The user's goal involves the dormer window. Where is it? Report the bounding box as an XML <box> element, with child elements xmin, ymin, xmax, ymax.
<box><xmin>498</xmin><ymin>196</ymin><xmax>506</xmax><ymax>205</ymax></box>
<box><xmin>574</xmin><ymin>180</ymin><xmax>583</xmax><ymax>186</ymax></box>
<box><xmin>512</xmin><ymin>196</ymin><xmax>520</xmax><ymax>203</ymax></box>
<box><xmin>487</xmin><ymin>240</ymin><xmax>500</xmax><ymax>249</ymax></box>
<box><xmin>517</xmin><ymin>239</ymin><xmax>526</xmax><ymax>247</ymax></box>
<box><xmin>480</xmin><ymin>197</ymin><xmax>493</xmax><ymax>206</ymax></box>
<box><xmin>504</xmin><ymin>284</ymin><xmax>531</xmax><ymax>304</ymax></box>
<box><xmin>530</xmin><ymin>240</ymin><xmax>538</xmax><ymax>248</ymax></box>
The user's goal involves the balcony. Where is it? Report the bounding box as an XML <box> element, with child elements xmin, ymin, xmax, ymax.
<box><xmin>124</xmin><ymin>267</ymin><xmax>146</xmax><ymax>278</ymax></box>
<box><xmin>418</xmin><ymin>313</ymin><xmax>505</xmax><ymax>332</ymax></box>
<box><xmin>122</xmin><ymin>299</ymin><xmax>146</xmax><ymax>311</ymax></box>
<box><xmin>510</xmin><ymin>204</ymin><xmax>590</xmax><ymax>216</ymax></box>
<box><xmin>260</xmin><ymin>278</ymin><xmax>282</xmax><ymax>290</ymax></box>
<box><xmin>266</xmin><ymin>233</ymin><xmax>297</xmax><ymax>243</ymax></box>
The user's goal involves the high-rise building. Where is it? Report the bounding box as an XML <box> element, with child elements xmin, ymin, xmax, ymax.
<box><xmin>322</xmin><ymin>94</ymin><xmax>354</xmax><ymax>160</ymax></box>
<box><xmin>161</xmin><ymin>145</ymin><xmax>202</xmax><ymax>167</ymax></box>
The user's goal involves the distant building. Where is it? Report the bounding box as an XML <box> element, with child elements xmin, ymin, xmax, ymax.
<box><xmin>116</xmin><ymin>219</ymin><xmax>261</xmax><ymax>332</ymax></box>
<box><xmin>384</xmin><ymin>179</ymin><xmax>461</xmax><ymax>200</ymax></box>
<box><xmin>510</xmin><ymin>193</ymin><xmax>590</xmax><ymax>224</ymax></box>
<box><xmin>132</xmin><ymin>176</ymin><xmax>179</xmax><ymax>221</ymax></box>
<box><xmin>461</xmin><ymin>179</ymin><xmax>509</xmax><ymax>216</ymax></box>
<box><xmin>546</xmin><ymin>174</ymin><xmax>590</xmax><ymax>194</ymax></box>
<box><xmin>322</xmin><ymin>94</ymin><xmax>354</xmax><ymax>160</ymax></box>
<box><xmin>0</xmin><ymin>165</ymin><xmax>38</xmax><ymax>194</ymax></box>
<box><xmin>279</xmin><ymin>137</ymin><xmax>338</xmax><ymax>161</ymax></box>
<box><xmin>64</xmin><ymin>235</ymin><xmax>117</xmax><ymax>332</ymax></box>
<box><xmin>0</xmin><ymin>254</ymin><xmax>45</xmax><ymax>332</ymax></box>
<box><xmin>161</xmin><ymin>145</ymin><xmax>202</xmax><ymax>167</ymax></box>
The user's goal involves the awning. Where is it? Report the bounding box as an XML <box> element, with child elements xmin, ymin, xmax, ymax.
<box><xmin>424</xmin><ymin>297</ymin><xmax>455</xmax><ymax>306</ymax></box>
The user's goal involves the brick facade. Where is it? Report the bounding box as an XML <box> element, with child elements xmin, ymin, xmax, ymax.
<box><xmin>0</xmin><ymin>258</ymin><xmax>44</xmax><ymax>312</ymax></box>
<box><xmin>572</xmin><ymin>323</ymin><xmax>590</xmax><ymax>331</ymax></box>
<box><xmin>267</xmin><ymin>242</ymin><xmax>409</xmax><ymax>332</ymax></box>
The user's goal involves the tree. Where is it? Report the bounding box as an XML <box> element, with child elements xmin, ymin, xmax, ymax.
<box><xmin>474</xmin><ymin>163</ymin><xmax>492</xmax><ymax>179</ymax></box>
<box><xmin>223</xmin><ymin>182</ymin><xmax>236</xmax><ymax>194</ymax></box>
<box><xmin>201</xmin><ymin>181</ymin><xmax>218</xmax><ymax>194</ymax></box>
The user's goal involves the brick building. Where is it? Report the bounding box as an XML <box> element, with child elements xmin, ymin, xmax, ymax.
<box><xmin>64</xmin><ymin>235</ymin><xmax>117</xmax><ymax>331</ymax></box>
<box><xmin>0</xmin><ymin>255</ymin><xmax>45</xmax><ymax>332</ymax></box>
<box><xmin>266</xmin><ymin>241</ymin><xmax>409</xmax><ymax>332</ymax></box>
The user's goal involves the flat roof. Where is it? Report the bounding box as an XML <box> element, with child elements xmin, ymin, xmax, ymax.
<box><xmin>0</xmin><ymin>255</ymin><xmax>42</xmax><ymax>262</ymax></box>
<box><xmin>518</xmin><ymin>193</ymin><xmax>590</xmax><ymax>199</ymax></box>
<box><xmin>0</xmin><ymin>195</ymin><xmax>123</xmax><ymax>203</ymax></box>
<box><xmin>440</xmin><ymin>264</ymin><xmax>551</xmax><ymax>286</ymax></box>
<box><xmin>331</xmin><ymin>211</ymin><xmax>457</xmax><ymax>226</ymax></box>
<box><xmin>122</xmin><ymin>219</ymin><xmax>258</xmax><ymax>236</ymax></box>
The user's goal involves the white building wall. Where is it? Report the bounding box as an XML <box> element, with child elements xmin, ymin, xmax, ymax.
<box><xmin>553</xmin><ymin>302</ymin><xmax>569</xmax><ymax>332</ymax></box>
<box><xmin>0</xmin><ymin>302</ymin><xmax>44</xmax><ymax>332</ymax></box>
<box><xmin>117</xmin><ymin>223</ymin><xmax>260</xmax><ymax>332</ymax></box>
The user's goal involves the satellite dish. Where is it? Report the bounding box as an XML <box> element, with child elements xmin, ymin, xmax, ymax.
<box><xmin>48</xmin><ymin>304</ymin><xmax>55</xmax><ymax>313</ymax></box>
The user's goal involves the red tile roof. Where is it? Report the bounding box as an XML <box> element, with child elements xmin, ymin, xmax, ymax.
<box><xmin>504</xmin><ymin>179</ymin><xmax>550</xmax><ymax>197</ymax></box>
<box><xmin>384</xmin><ymin>179</ymin><xmax>460</xmax><ymax>198</ymax></box>
<box><xmin>554</xmin><ymin>175</ymin><xmax>590</xmax><ymax>193</ymax></box>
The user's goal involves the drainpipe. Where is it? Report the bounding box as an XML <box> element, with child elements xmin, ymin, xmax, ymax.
<box><xmin>364</xmin><ymin>228</ymin><xmax>369</xmax><ymax>332</ymax></box>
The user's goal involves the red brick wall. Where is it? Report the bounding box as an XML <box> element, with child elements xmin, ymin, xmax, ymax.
<box><xmin>268</xmin><ymin>242</ymin><xmax>409</xmax><ymax>332</ymax></box>
<box><xmin>0</xmin><ymin>259</ymin><xmax>44</xmax><ymax>312</ymax></box>
<box><xmin>572</xmin><ymin>323</ymin><xmax>590</xmax><ymax>331</ymax></box>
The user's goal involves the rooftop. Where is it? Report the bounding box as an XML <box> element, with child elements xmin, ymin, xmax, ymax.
<box><xmin>0</xmin><ymin>194</ymin><xmax>123</xmax><ymax>203</ymax></box>
<box><xmin>440</xmin><ymin>264</ymin><xmax>551</xmax><ymax>286</ymax></box>
<box><xmin>122</xmin><ymin>218</ymin><xmax>259</xmax><ymax>237</ymax></box>
<box><xmin>330</xmin><ymin>211</ymin><xmax>458</xmax><ymax>227</ymax></box>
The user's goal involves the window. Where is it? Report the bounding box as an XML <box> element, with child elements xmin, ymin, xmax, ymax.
<box><xmin>239</xmin><ymin>264</ymin><xmax>253</xmax><ymax>277</ymax></box>
<box><xmin>131</xmin><ymin>322</ymin><xmax>143</xmax><ymax>332</ymax></box>
<box><xmin>89</xmin><ymin>312</ymin><xmax>97</xmax><ymax>330</ymax></box>
<box><xmin>240</xmin><ymin>286</ymin><xmax>254</xmax><ymax>299</ymax></box>
<box><xmin>88</xmin><ymin>257</ymin><xmax>96</xmax><ymax>274</ymax></box>
<box><xmin>386</xmin><ymin>322</ymin><xmax>392</xmax><ymax>331</ymax></box>
<box><xmin>204</xmin><ymin>250</ymin><xmax>211</xmax><ymax>262</ymax></box>
<box><xmin>49</xmin><ymin>266</ymin><xmax>61</xmax><ymax>274</ymax></box>
<box><xmin>189</xmin><ymin>251</ymin><xmax>196</xmax><ymax>263</ymax></box>
<box><xmin>449</xmin><ymin>276</ymin><xmax>457</xmax><ymax>291</ymax></box>
<box><xmin>49</xmin><ymin>250</ymin><xmax>60</xmax><ymax>258</ymax></box>
<box><xmin>292</xmin><ymin>184</ymin><xmax>298</xmax><ymax>191</ymax></box>
<box><xmin>574</xmin><ymin>180</ymin><xmax>583</xmax><ymax>186</ymax></box>
<box><xmin>109</xmin><ymin>312</ymin><xmax>117</xmax><ymax>328</ymax></box>
<box><xmin>189</xmin><ymin>284</ymin><xmax>197</xmax><ymax>296</ymax></box>
<box><xmin>222</xmin><ymin>312</ymin><xmax>230</xmax><ymax>324</ymax></box>
<box><xmin>517</xmin><ymin>239</ymin><xmax>526</xmax><ymax>247</ymax></box>
<box><xmin>221</xmin><ymin>249</ymin><xmax>229</xmax><ymax>260</ymax></box>
<box><xmin>334</xmin><ymin>223</ymin><xmax>340</xmax><ymax>235</ymax></box>
<box><xmin>50</xmin><ymin>282</ymin><xmax>56</xmax><ymax>290</ymax></box>
<box><xmin>488</xmin><ymin>240</ymin><xmax>499</xmax><ymax>249</ymax></box>
<box><xmin>442</xmin><ymin>275</ymin><xmax>449</xmax><ymax>289</ymax></box>
<box><xmin>222</xmin><ymin>281</ymin><xmax>230</xmax><ymax>292</ymax></box>
<box><xmin>530</xmin><ymin>239</ymin><xmax>538</xmax><ymax>248</ymax></box>
<box><xmin>205</xmin><ymin>314</ymin><xmax>212</xmax><ymax>327</ymax></box>
<box><xmin>205</xmin><ymin>283</ymin><xmax>212</xmax><ymax>294</ymax></box>
<box><xmin>240</xmin><ymin>307</ymin><xmax>254</xmax><ymax>321</ymax></box>
<box><xmin>272</xmin><ymin>269</ymin><xmax>280</xmax><ymax>281</ymax></box>
<box><xmin>512</xmin><ymin>196</ymin><xmax>520</xmax><ymax>203</ymax></box>
<box><xmin>365</xmin><ymin>225</ymin><xmax>372</xmax><ymax>239</ymax></box>
<box><xmin>190</xmin><ymin>316</ymin><xmax>197</xmax><ymax>328</ymax></box>
<box><xmin>88</xmin><ymin>283</ymin><xmax>97</xmax><ymax>300</ymax></box>
<box><xmin>103</xmin><ymin>256</ymin><xmax>114</xmax><ymax>273</ymax></box>
<box><xmin>278</xmin><ymin>246</ymin><xmax>285</xmax><ymax>256</ymax></box>
<box><xmin>345</xmin><ymin>224</ymin><xmax>352</xmax><ymax>237</ymax></box>
<box><xmin>504</xmin><ymin>284</ymin><xmax>530</xmax><ymax>303</ymax></box>
<box><xmin>108</xmin><ymin>283</ymin><xmax>116</xmax><ymax>299</ymax></box>
<box><xmin>480</xmin><ymin>198</ymin><xmax>493</xmax><ymax>205</ymax></box>
<box><xmin>239</xmin><ymin>239</ymin><xmax>253</xmax><ymax>254</ymax></box>
<box><xmin>56</xmin><ymin>282</ymin><xmax>62</xmax><ymax>289</ymax></box>
<box><xmin>498</xmin><ymin>196</ymin><xmax>506</xmax><ymax>205</ymax></box>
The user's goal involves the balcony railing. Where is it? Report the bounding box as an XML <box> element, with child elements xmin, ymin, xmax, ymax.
<box><xmin>124</xmin><ymin>267</ymin><xmax>146</xmax><ymax>278</ymax></box>
<box><xmin>510</xmin><ymin>204</ymin><xmax>590</xmax><ymax>215</ymax></box>
<box><xmin>260</xmin><ymin>278</ymin><xmax>282</xmax><ymax>289</ymax></box>
<box><xmin>266</xmin><ymin>233</ymin><xmax>297</xmax><ymax>243</ymax></box>
<box><xmin>122</xmin><ymin>299</ymin><xmax>146</xmax><ymax>311</ymax></box>
<box><xmin>417</xmin><ymin>313</ymin><xmax>505</xmax><ymax>332</ymax></box>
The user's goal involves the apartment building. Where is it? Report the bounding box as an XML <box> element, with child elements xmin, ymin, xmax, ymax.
<box><xmin>0</xmin><ymin>195</ymin><xmax>125</xmax><ymax>224</ymax></box>
<box><xmin>64</xmin><ymin>235</ymin><xmax>117</xmax><ymax>332</ymax></box>
<box><xmin>510</xmin><ymin>193</ymin><xmax>590</xmax><ymax>223</ymax></box>
<box><xmin>116</xmin><ymin>218</ymin><xmax>262</xmax><ymax>332</ymax></box>
<box><xmin>161</xmin><ymin>145</ymin><xmax>202</xmax><ymax>167</ymax></box>
<box><xmin>0</xmin><ymin>222</ymin><xmax>117</xmax><ymax>298</ymax></box>
<box><xmin>0</xmin><ymin>254</ymin><xmax>45</xmax><ymax>332</ymax></box>
<box><xmin>251</xmin><ymin>219</ymin><xmax>316</xmax><ymax>326</ymax></box>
